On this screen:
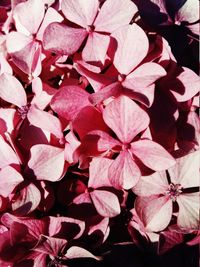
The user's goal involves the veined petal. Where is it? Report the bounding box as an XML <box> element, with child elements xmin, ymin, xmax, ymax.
<box><xmin>90</xmin><ymin>190</ymin><xmax>120</xmax><ymax>218</ymax></box>
<box><xmin>122</xmin><ymin>62</ymin><xmax>166</xmax><ymax>90</ymax></box>
<box><xmin>13</xmin><ymin>0</ymin><xmax>45</xmax><ymax>35</ymax></box>
<box><xmin>111</xmin><ymin>24</ymin><xmax>149</xmax><ymax>75</ymax></box>
<box><xmin>27</xmin><ymin>105</ymin><xmax>63</xmax><ymax>139</ymax></box>
<box><xmin>108</xmin><ymin>150</ymin><xmax>141</xmax><ymax>190</ymax></box>
<box><xmin>0</xmin><ymin>73</ymin><xmax>27</xmax><ymax>107</ymax></box>
<box><xmin>132</xmin><ymin>171</ymin><xmax>169</xmax><ymax>197</ymax></box>
<box><xmin>50</xmin><ymin>85</ymin><xmax>91</xmax><ymax>121</ymax></box>
<box><xmin>177</xmin><ymin>193</ymin><xmax>199</xmax><ymax>230</ymax></box>
<box><xmin>0</xmin><ymin>166</ymin><xmax>23</xmax><ymax>197</ymax></box>
<box><xmin>135</xmin><ymin>195</ymin><xmax>173</xmax><ymax>232</ymax></box>
<box><xmin>61</xmin><ymin>0</ymin><xmax>99</xmax><ymax>28</ymax></box>
<box><xmin>82</xmin><ymin>32</ymin><xmax>110</xmax><ymax>64</ymax></box>
<box><xmin>43</xmin><ymin>22</ymin><xmax>87</xmax><ymax>55</ymax></box>
<box><xmin>168</xmin><ymin>150</ymin><xmax>199</xmax><ymax>188</ymax></box>
<box><xmin>94</xmin><ymin>0</ymin><xmax>137</xmax><ymax>32</ymax></box>
<box><xmin>28</xmin><ymin>144</ymin><xmax>65</xmax><ymax>182</ymax></box>
<box><xmin>131</xmin><ymin>140</ymin><xmax>176</xmax><ymax>171</ymax></box>
<box><xmin>103</xmin><ymin>96</ymin><xmax>150</xmax><ymax>143</ymax></box>
<box><xmin>88</xmin><ymin>157</ymin><xmax>113</xmax><ymax>188</ymax></box>
<box><xmin>0</xmin><ymin>136</ymin><xmax>19</xmax><ymax>168</ymax></box>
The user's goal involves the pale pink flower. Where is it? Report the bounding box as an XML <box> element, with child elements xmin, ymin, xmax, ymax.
<box><xmin>133</xmin><ymin>150</ymin><xmax>199</xmax><ymax>232</ymax></box>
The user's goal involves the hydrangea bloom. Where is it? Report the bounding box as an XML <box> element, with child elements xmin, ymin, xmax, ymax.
<box><xmin>0</xmin><ymin>0</ymin><xmax>199</xmax><ymax>266</ymax></box>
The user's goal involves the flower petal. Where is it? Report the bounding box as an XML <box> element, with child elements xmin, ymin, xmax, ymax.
<box><xmin>111</xmin><ymin>24</ymin><xmax>149</xmax><ymax>75</ymax></box>
<box><xmin>177</xmin><ymin>193</ymin><xmax>199</xmax><ymax>230</ymax></box>
<box><xmin>122</xmin><ymin>62</ymin><xmax>166</xmax><ymax>91</ymax></box>
<box><xmin>43</xmin><ymin>22</ymin><xmax>87</xmax><ymax>55</ymax></box>
<box><xmin>0</xmin><ymin>166</ymin><xmax>23</xmax><ymax>197</ymax></box>
<box><xmin>82</xmin><ymin>32</ymin><xmax>110</xmax><ymax>64</ymax></box>
<box><xmin>13</xmin><ymin>0</ymin><xmax>45</xmax><ymax>35</ymax></box>
<box><xmin>50</xmin><ymin>85</ymin><xmax>91</xmax><ymax>121</ymax></box>
<box><xmin>135</xmin><ymin>195</ymin><xmax>173</xmax><ymax>232</ymax></box>
<box><xmin>28</xmin><ymin>144</ymin><xmax>65</xmax><ymax>181</ymax></box>
<box><xmin>88</xmin><ymin>157</ymin><xmax>113</xmax><ymax>188</ymax></box>
<box><xmin>168</xmin><ymin>150</ymin><xmax>199</xmax><ymax>188</ymax></box>
<box><xmin>131</xmin><ymin>140</ymin><xmax>176</xmax><ymax>171</ymax></box>
<box><xmin>108</xmin><ymin>150</ymin><xmax>141</xmax><ymax>190</ymax></box>
<box><xmin>61</xmin><ymin>0</ymin><xmax>99</xmax><ymax>28</ymax></box>
<box><xmin>94</xmin><ymin>0</ymin><xmax>137</xmax><ymax>32</ymax></box>
<box><xmin>103</xmin><ymin>96</ymin><xmax>150</xmax><ymax>143</ymax></box>
<box><xmin>132</xmin><ymin>171</ymin><xmax>169</xmax><ymax>197</ymax></box>
<box><xmin>0</xmin><ymin>136</ymin><xmax>20</xmax><ymax>168</ymax></box>
<box><xmin>0</xmin><ymin>73</ymin><xmax>27</xmax><ymax>107</ymax></box>
<box><xmin>90</xmin><ymin>190</ymin><xmax>120</xmax><ymax>217</ymax></box>
<box><xmin>66</xmin><ymin>246</ymin><xmax>99</xmax><ymax>260</ymax></box>
<box><xmin>27</xmin><ymin>105</ymin><xmax>63</xmax><ymax>139</ymax></box>
<box><xmin>11</xmin><ymin>182</ymin><xmax>41</xmax><ymax>215</ymax></box>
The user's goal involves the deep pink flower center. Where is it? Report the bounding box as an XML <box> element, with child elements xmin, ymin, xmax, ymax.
<box><xmin>166</xmin><ymin>183</ymin><xmax>182</xmax><ymax>201</ymax></box>
<box><xmin>122</xmin><ymin>143</ymin><xmax>131</xmax><ymax>150</ymax></box>
<box><xmin>18</xmin><ymin>105</ymin><xmax>29</xmax><ymax>119</ymax></box>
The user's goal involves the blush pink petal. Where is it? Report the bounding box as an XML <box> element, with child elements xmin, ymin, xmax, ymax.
<box><xmin>0</xmin><ymin>136</ymin><xmax>19</xmax><ymax>168</ymax></box>
<box><xmin>11</xmin><ymin>182</ymin><xmax>41</xmax><ymax>215</ymax></box>
<box><xmin>13</xmin><ymin>0</ymin><xmax>45</xmax><ymax>35</ymax></box>
<box><xmin>43</xmin><ymin>22</ymin><xmax>88</xmax><ymax>55</ymax></box>
<box><xmin>66</xmin><ymin>246</ymin><xmax>99</xmax><ymax>260</ymax></box>
<box><xmin>28</xmin><ymin>144</ymin><xmax>65</xmax><ymax>182</ymax></box>
<box><xmin>27</xmin><ymin>106</ymin><xmax>63</xmax><ymax>139</ymax></box>
<box><xmin>135</xmin><ymin>195</ymin><xmax>173</xmax><ymax>232</ymax></box>
<box><xmin>168</xmin><ymin>150</ymin><xmax>199</xmax><ymax>188</ymax></box>
<box><xmin>61</xmin><ymin>0</ymin><xmax>99</xmax><ymax>28</ymax></box>
<box><xmin>122</xmin><ymin>62</ymin><xmax>166</xmax><ymax>91</ymax></box>
<box><xmin>170</xmin><ymin>67</ymin><xmax>200</xmax><ymax>102</ymax></box>
<box><xmin>88</xmin><ymin>158</ymin><xmax>113</xmax><ymax>188</ymax></box>
<box><xmin>82</xmin><ymin>32</ymin><xmax>110</xmax><ymax>64</ymax></box>
<box><xmin>89</xmin><ymin>82</ymin><xmax>122</xmax><ymax>105</ymax></box>
<box><xmin>50</xmin><ymin>85</ymin><xmax>91</xmax><ymax>121</ymax></box>
<box><xmin>108</xmin><ymin>150</ymin><xmax>141</xmax><ymax>190</ymax></box>
<box><xmin>177</xmin><ymin>193</ymin><xmax>199</xmax><ymax>230</ymax></box>
<box><xmin>90</xmin><ymin>190</ymin><xmax>120</xmax><ymax>217</ymax></box>
<box><xmin>103</xmin><ymin>96</ymin><xmax>150</xmax><ymax>143</ymax></box>
<box><xmin>36</xmin><ymin>7</ymin><xmax>63</xmax><ymax>41</ymax></box>
<box><xmin>131</xmin><ymin>140</ymin><xmax>176</xmax><ymax>171</ymax></box>
<box><xmin>94</xmin><ymin>0</ymin><xmax>137</xmax><ymax>32</ymax></box>
<box><xmin>0</xmin><ymin>53</ymin><xmax>13</xmax><ymax>75</ymax></box>
<box><xmin>132</xmin><ymin>171</ymin><xmax>169</xmax><ymax>197</ymax></box>
<box><xmin>0</xmin><ymin>73</ymin><xmax>27</xmax><ymax>107</ymax></box>
<box><xmin>0</xmin><ymin>166</ymin><xmax>23</xmax><ymax>197</ymax></box>
<box><xmin>6</xmin><ymin>31</ymin><xmax>39</xmax><ymax>75</ymax></box>
<box><xmin>111</xmin><ymin>24</ymin><xmax>149</xmax><ymax>75</ymax></box>
<box><xmin>64</xmin><ymin>131</ymin><xmax>81</xmax><ymax>164</ymax></box>
<box><xmin>73</xmin><ymin>106</ymin><xmax>109</xmax><ymax>139</ymax></box>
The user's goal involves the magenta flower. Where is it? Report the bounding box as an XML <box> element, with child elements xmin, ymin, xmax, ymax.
<box><xmin>132</xmin><ymin>150</ymin><xmax>199</xmax><ymax>231</ymax></box>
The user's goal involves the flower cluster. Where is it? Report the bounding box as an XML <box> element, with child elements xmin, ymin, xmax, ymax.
<box><xmin>0</xmin><ymin>0</ymin><xmax>199</xmax><ymax>266</ymax></box>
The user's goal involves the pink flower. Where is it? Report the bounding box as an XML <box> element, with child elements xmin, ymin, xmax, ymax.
<box><xmin>6</xmin><ymin>0</ymin><xmax>63</xmax><ymax>77</ymax></box>
<box><xmin>43</xmin><ymin>0</ymin><xmax>137</xmax><ymax>63</ymax></box>
<box><xmin>132</xmin><ymin>150</ymin><xmax>199</xmax><ymax>231</ymax></box>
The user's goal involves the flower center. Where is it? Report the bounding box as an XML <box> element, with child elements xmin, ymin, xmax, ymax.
<box><xmin>122</xmin><ymin>143</ymin><xmax>131</xmax><ymax>150</ymax></box>
<box><xmin>118</xmin><ymin>74</ymin><xmax>126</xmax><ymax>82</ymax></box>
<box><xmin>86</xmin><ymin>24</ymin><xmax>95</xmax><ymax>33</ymax></box>
<box><xmin>18</xmin><ymin>105</ymin><xmax>29</xmax><ymax>120</ymax></box>
<box><xmin>166</xmin><ymin>183</ymin><xmax>182</xmax><ymax>201</ymax></box>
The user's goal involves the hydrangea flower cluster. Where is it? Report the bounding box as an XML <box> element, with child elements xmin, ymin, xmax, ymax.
<box><xmin>0</xmin><ymin>0</ymin><xmax>199</xmax><ymax>266</ymax></box>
